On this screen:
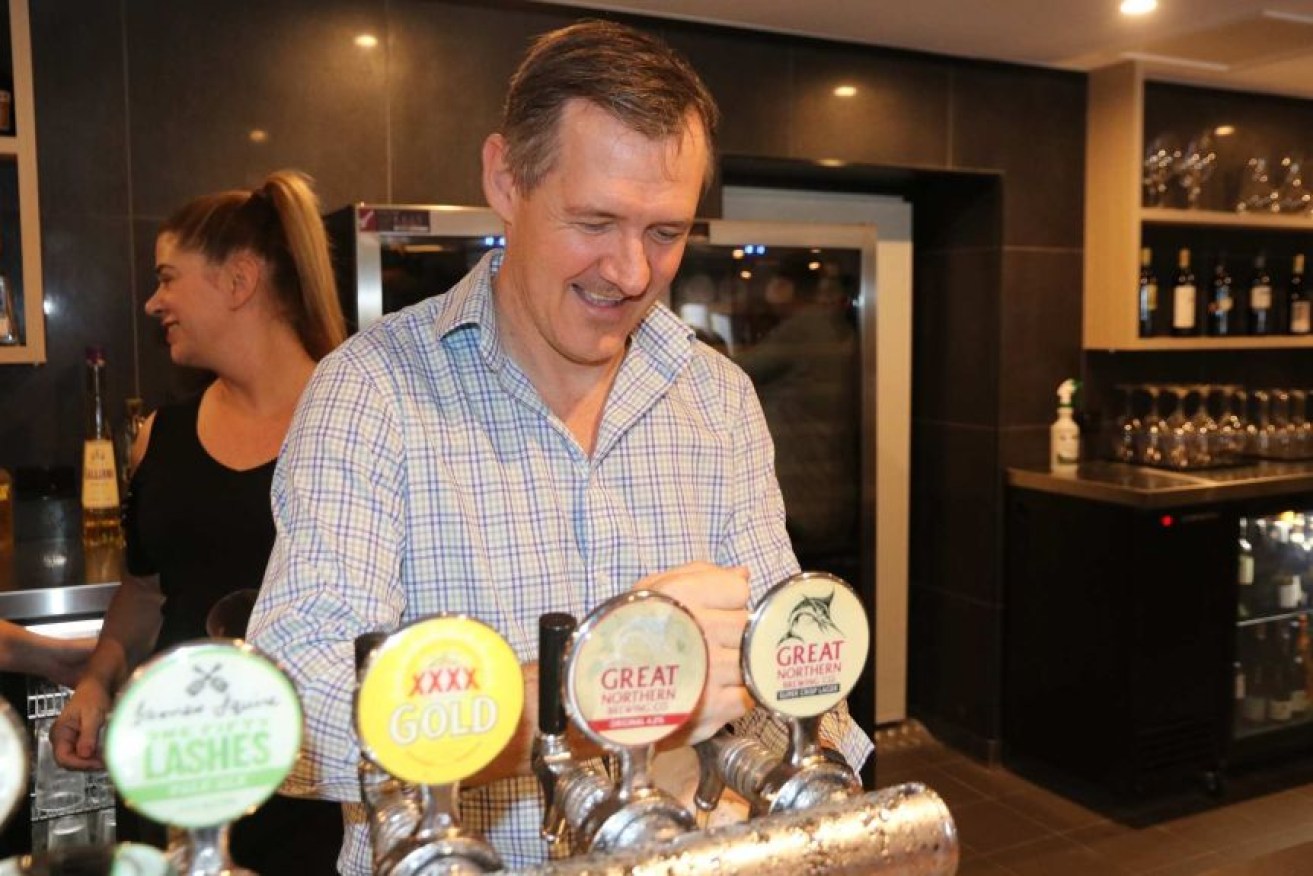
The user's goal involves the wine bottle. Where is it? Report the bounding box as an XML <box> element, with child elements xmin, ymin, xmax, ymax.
<box><xmin>1238</xmin><ymin>517</ymin><xmax>1255</xmax><ymax>620</ymax></box>
<box><xmin>1246</xmin><ymin>253</ymin><xmax>1273</xmax><ymax>336</ymax></box>
<box><xmin>81</xmin><ymin>346</ymin><xmax>122</xmax><ymax>547</ymax></box>
<box><xmin>1207</xmin><ymin>255</ymin><xmax>1234</xmax><ymax>336</ymax></box>
<box><xmin>0</xmin><ymin>251</ymin><xmax>17</xmax><ymax>346</ymax></box>
<box><xmin>1289</xmin><ymin>253</ymin><xmax>1310</xmax><ymax>336</ymax></box>
<box><xmin>1171</xmin><ymin>248</ymin><xmax>1198</xmax><ymax>337</ymax></box>
<box><xmin>1137</xmin><ymin>247</ymin><xmax>1158</xmax><ymax>337</ymax></box>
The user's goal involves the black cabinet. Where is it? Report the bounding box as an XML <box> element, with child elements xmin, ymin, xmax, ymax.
<box><xmin>1004</xmin><ymin>487</ymin><xmax>1235</xmax><ymax>796</ymax></box>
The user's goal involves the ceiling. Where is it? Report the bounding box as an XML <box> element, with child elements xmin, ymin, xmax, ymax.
<box><xmin>533</xmin><ymin>1</ymin><xmax>1313</xmax><ymax>100</ymax></box>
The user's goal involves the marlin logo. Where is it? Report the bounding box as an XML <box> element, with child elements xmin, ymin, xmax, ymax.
<box><xmin>777</xmin><ymin>590</ymin><xmax>844</xmax><ymax>645</ymax></box>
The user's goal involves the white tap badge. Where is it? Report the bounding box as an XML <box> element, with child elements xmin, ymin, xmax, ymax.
<box><xmin>744</xmin><ymin>572</ymin><xmax>870</xmax><ymax>718</ymax></box>
<box><xmin>105</xmin><ymin>641</ymin><xmax>302</xmax><ymax>829</ymax></box>
<box><xmin>568</xmin><ymin>591</ymin><xmax>708</xmax><ymax>748</ymax></box>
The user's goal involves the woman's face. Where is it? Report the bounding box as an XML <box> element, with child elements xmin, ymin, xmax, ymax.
<box><xmin>145</xmin><ymin>233</ymin><xmax>230</xmax><ymax>368</ymax></box>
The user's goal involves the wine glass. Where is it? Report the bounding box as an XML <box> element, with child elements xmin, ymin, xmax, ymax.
<box><xmin>1184</xmin><ymin>383</ymin><xmax>1216</xmax><ymax>467</ymax></box>
<box><xmin>1143</xmin><ymin>136</ymin><xmax>1180</xmax><ymax>208</ymax></box>
<box><xmin>1276</xmin><ymin>155</ymin><xmax>1312</xmax><ymax>215</ymax></box>
<box><xmin>1176</xmin><ymin>131</ymin><xmax>1217</xmax><ymax>209</ymax></box>
<box><xmin>1236</xmin><ymin>157</ymin><xmax>1281</xmax><ymax>213</ymax></box>
<box><xmin>1135</xmin><ymin>384</ymin><xmax>1166</xmax><ymax>465</ymax></box>
<box><xmin>1212</xmin><ymin>385</ymin><xmax>1248</xmax><ymax>464</ymax></box>
<box><xmin>1159</xmin><ymin>385</ymin><xmax>1197</xmax><ymax>469</ymax></box>
<box><xmin>1111</xmin><ymin>384</ymin><xmax>1141</xmax><ymax>462</ymax></box>
<box><xmin>1289</xmin><ymin>389</ymin><xmax>1312</xmax><ymax>458</ymax></box>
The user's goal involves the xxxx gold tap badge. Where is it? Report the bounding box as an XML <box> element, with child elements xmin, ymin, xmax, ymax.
<box><xmin>356</xmin><ymin>616</ymin><xmax>522</xmax><ymax>786</ymax></box>
<box><xmin>744</xmin><ymin>572</ymin><xmax>870</xmax><ymax>718</ymax></box>
<box><xmin>104</xmin><ymin>641</ymin><xmax>303</xmax><ymax>829</ymax></box>
<box><xmin>568</xmin><ymin>591</ymin><xmax>708</xmax><ymax>748</ymax></box>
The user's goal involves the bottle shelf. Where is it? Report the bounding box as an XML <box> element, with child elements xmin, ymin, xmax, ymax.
<box><xmin>1142</xmin><ymin>207</ymin><xmax>1313</xmax><ymax>232</ymax></box>
<box><xmin>1238</xmin><ymin>606</ymin><xmax>1313</xmax><ymax>628</ymax></box>
<box><xmin>1234</xmin><ymin>708</ymin><xmax>1313</xmax><ymax>741</ymax></box>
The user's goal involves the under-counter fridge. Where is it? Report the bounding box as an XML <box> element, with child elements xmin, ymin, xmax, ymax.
<box><xmin>1004</xmin><ymin>463</ymin><xmax>1313</xmax><ymax>800</ymax></box>
<box><xmin>324</xmin><ymin>199</ymin><xmax>913</xmax><ymax>732</ymax></box>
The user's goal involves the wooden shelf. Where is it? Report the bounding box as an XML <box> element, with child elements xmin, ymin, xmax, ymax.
<box><xmin>1084</xmin><ymin>61</ymin><xmax>1313</xmax><ymax>351</ymax></box>
<box><xmin>1142</xmin><ymin>207</ymin><xmax>1313</xmax><ymax>231</ymax></box>
<box><xmin>0</xmin><ymin>0</ymin><xmax>45</xmax><ymax>364</ymax></box>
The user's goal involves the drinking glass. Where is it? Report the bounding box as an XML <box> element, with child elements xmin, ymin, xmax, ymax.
<box><xmin>34</xmin><ymin>718</ymin><xmax>86</xmax><ymax>814</ymax></box>
<box><xmin>1236</xmin><ymin>157</ymin><xmax>1280</xmax><ymax>213</ymax></box>
<box><xmin>1212</xmin><ymin>385</ymin><xmax>1248</xmax><ymax>464</ymax></box>
<box><xmin>1184</xmin><ymin>384</ymin><xmax>1216</xmax><ymax>467</ymax></box>
<box><xmin>1135</xmin><ymin>384</ymin><xmax>1166</xmax><ymax>465</ymax></box>
<box><xmin>1290</xmin><ymin>389</ymin><xmax>1312</xmax><ymax>458</ymax></box>
<box><xmin>205</xmin><ymin>588</ymin><xmax>259</xmax><ymax>639</ymax></box>
<box><xmin>1272</xmin><ymin>390</ymin><xmax>1295</xmax><ymax>459</ymax></box>
<box><xmin>1111</xmin><ymin>384</ymin><xmax>1141</xmax><ymax>462</ymax></box>
<box><xmin>1159</xmin><ymin>385</ymin><xmax>1197</xmax><ymax>469</ymax></box>
<box><xmin>1275</xmin><ymin>155</ymin><xmax>1312</xmax><ymax>215</ymax></box>
<box><xmin>47</xmin><ymin>813</ymin><xmax>89</xmax><ymax>850</ymax></box>
<box><xmin>1143</xmin><ymin>136</ymin><xmax>1180</xmax><ymax>207</ymax></box>
<box><xmin>1176</xmin><ymin>131</ymin><xmax>1218</xmax><ymax>209</ymax></box>
<box><xmin>1249</xmin><ymin>390</ymin><xmax>1277</xmax><ymax>457</ymax></box>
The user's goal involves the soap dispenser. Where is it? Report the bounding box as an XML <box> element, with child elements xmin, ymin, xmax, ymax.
<box><xmin>1051</xmin><ymin>379</ymin><xmax>1080</xmax><ymax>473</ymax></box>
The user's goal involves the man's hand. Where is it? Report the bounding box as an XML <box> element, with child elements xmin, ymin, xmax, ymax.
<box><xmin>50</xmin><ymin>680</ymin><xmax>111</xmax><ymax>771</ymax></box>
<box><xmin>635</xmin><ymin>562</ymin><xmax>752</xmax><ymax>745</ymax></box>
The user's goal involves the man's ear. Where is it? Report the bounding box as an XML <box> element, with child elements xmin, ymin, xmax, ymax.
<box><xmin>482</xmin><ymin>132</ymin><xmax>518</xmax><ymax>223</ymax></box>
<box><xmin>224</xmin><ymin>251</ymin><xmax>262</xmax><ymax>310</ymax></box>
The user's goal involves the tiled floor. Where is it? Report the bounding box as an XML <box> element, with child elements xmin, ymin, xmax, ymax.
<box><xmin>873</xmin><ymin>722</ymin><xmax>1313</xmax><ymax>875</ymax></box>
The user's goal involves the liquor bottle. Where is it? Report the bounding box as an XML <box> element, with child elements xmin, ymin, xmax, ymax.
<box><xmin>0</xmin><ymin>254</ymin><xmax>17</xmax><ymax>346</ymax></box>
<box><xmin>81</xmin><ymin>347</ymin><xmax>122</xmax><ymax>546</ymax></box>
<box><xmin>1171</xmin><ymin>248</ymin><xmax>1198</xmax><ymax>337</ymax></box>
<box><xmin>1246</xmin><ymin>253</ymin><xmax>1273</xmax><ymax>336</ymax></box>
<box><xmin>1137</xmin><ymin>247</ymin><xmax>1158</xmax><ymax>337</ymax></box>
<box><xmin>0</xmin><ymin>466</ymin><xmax>12</xmax><ymax>552</ymax></box>
<box><xmin>1238</xmin><ymin>518</ymin><xmax>1255</xmax><ymax>620</ymax></box>
<box><xmin>1289</xmin><ymin>254</ymin><xmax>1310</xmax><ymax>336</ymax></box>
<box><xmin>1207</xmin><ymin>256</ymin><xmax>1234</xmax><ymax>336</ymax></box>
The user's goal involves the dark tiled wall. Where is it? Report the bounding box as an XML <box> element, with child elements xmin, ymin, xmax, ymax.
<box><xmin>0</xmin><ymin>0</ymin><xmax>1088</xmax><ymax>754</ymax></box>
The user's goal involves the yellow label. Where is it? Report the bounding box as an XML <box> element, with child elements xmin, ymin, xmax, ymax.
<box><xmin>82</xmin><ymin>439</ymin><xmax>120</xmax><ymax>510</ymax></box>
<box><xmin>357</xmin><ymin>616</ymin><xmax>523</xmax><ymax>786</ymax></box>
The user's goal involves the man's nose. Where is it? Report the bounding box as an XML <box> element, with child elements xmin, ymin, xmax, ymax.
<box><xmin>600</xmin><ymin>232</ymin><xmax>651</xmax><ymax>297</ymax></box>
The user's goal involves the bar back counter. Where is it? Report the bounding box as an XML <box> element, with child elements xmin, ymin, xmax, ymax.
<box><xmin>1005</xmin><ymin>461</ymin><xmax>1313</xmax><ymax>801</ymax></box>
<box><xmin>0</xmin><ymin>497</ymin><xmax>119</xmax><ymax>857</ymax></box>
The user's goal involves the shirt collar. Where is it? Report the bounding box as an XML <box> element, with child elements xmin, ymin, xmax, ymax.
<box><xmin>433</xmin><ymin>248</ymin><xmax>696</xmax><ymax>378</ymax></box>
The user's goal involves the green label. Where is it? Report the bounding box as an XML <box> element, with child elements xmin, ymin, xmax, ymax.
<box><xmin>105</xmin><ymin>641</ymin><xmax>302</xmax><ymax>829</ymax></box>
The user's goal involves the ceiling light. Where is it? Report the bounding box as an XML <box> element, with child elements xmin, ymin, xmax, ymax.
<box><xmin>248</xmin><ymin>129</ymin><xmax>269</xmax><ymax>144</ymax></box>
<box><xmin>833</xmin><ymin>85</ymin><xmax>858</xmax><ymax>98</ymax></box>
<box><xmin>1214</xmin><ymin>124</ymin><xmax>1236</xmax><ymax>137</ymax></box>
<box><xmin>355</xmin><ymin>33</ymin><xmax>379</xmax><ymax>48</ymax></box>
<box><xmin>1120</xmin><ymin>0</ymin><xmax>1157</xmax><ymax>15</ymax></box>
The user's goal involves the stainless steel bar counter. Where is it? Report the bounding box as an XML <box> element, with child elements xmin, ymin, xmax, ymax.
<box><xmin>1</xmin><ymin>497</ymin><xmax>120</xmax><ymax>623</ymax></box>
<box><xmin>1007</xmin><ymin>459</ymin><xmax>1313</xmax><ymax>509</ymax></box>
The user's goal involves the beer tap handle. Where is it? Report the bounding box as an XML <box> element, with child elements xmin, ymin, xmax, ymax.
<box><xmin>693</xmin><ymin>732</ymin><xmax>729</xmax><ymax>812</ymax></box>
<box><xmin>538</xmin><ymin>613</ymin><xmax>576</xmax><ymax>736</ymax></box>
<box><xmin>535</xmin><ymin>612</ymin><xmax>577</xmax><ymax>844</ymax></box>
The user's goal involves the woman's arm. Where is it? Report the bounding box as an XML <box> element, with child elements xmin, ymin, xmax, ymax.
<box><xmin>0</xmin><ymin>620</ymin><xmax>95</xmax><ymax>688</ymax></box>
<box><xmin>50</xmin><ymin>569</ymin><xmax>164</xmax><ymax>770</ymax></box>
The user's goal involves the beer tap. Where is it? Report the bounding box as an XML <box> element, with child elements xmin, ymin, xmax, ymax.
<box><xmin>354</xmin><ymin>615</ymin><xmax>524</xmax><ymax>876</ymax></box>
<box><xmin>695</xmin><ymin>572</ymin><xmax>868</xmax><ymax>817</ymax></box>
<box><xmin>100</xmin><ymin>640</ymin><xmax>307</xmax><ymax>876</ymax></box>
<box><xmin>353</xmin><ymin>632</ymin><xmax>421</xmax><ymax>871</ymax></box>
<box><xmin>533</xmin><ymin>591</ymin><xmax>706</xmax><ymax>854</ymax></box>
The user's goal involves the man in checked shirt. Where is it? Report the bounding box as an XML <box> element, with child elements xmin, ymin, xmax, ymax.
<box><xmin>248</xmin><ymin>18</ymin><xmax>872</xmax><ymax>874</ymax></box>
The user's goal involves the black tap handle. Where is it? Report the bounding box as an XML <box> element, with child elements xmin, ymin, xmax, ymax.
<box><xmin>538</xmin><ymin>612</ymin><xmax>577</xmax><ymax>735</ymax></box>
<box><xmin>354</xmin><ymin>631</ymin><xmax>388</xmax><ymax>675</ymax></box>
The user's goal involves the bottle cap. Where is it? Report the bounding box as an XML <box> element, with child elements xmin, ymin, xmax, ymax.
<box><xmin>356</xmin><ymin>615</ymin><xmax>523</xmax><ymax>786</ymax></box>
<box><xmin>742</xmin><ymin>572</ymin><xmax>870</xmax><ymax>718</ymax></box>
<box><xmin>567</xmin><ymin>590</ymin><xmax>707</xmax><ymax>748</ymax></box>
<box><xmin>104</xmin><ymin>640</ymin><xmax>303</xmax><ymax>829</ymax></box>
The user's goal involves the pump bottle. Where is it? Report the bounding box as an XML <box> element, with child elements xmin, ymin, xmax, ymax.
<box><xmin>1050</xmin><ymin>379</ymin><xmax>1080</xmax><ymax>473</ymax></box>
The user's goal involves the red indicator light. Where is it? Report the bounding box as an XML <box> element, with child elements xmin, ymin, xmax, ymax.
<box><xmin>1160</xmin><ymin>514</ymin><xmax>1174</xmax><ymax>528</ymax></box>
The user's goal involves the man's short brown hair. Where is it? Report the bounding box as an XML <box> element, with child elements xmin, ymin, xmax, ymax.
<box><xmin>499</xmin><ymin>19</ymin><xmax>720</xmax><ymax>194</ymax></box>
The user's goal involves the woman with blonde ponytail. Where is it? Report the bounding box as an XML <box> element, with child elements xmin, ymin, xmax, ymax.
<box><xmin>51</xmin><ymin>170</ymin><xmax>346</xmax><ymax>873</ymax></box>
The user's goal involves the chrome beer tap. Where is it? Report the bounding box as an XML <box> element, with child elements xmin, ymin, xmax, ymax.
<box><xmin>353</xmin><ymin>632</ymin><xmax>421</xmax><ymax>872</ymax></box>
<box><xmin>354</xmin><ymin>615</ymin><xmax>524</xmax><ymax>876</ymax></box>
<box><xmin>533</xmin><ymin>592</ymin><xmax>706</xmax><ymax>855</ymax></box>
<box><xmin>695</xmin><ymin>572</ymin><xmax>867</xmax><ymax>817</ymax></box>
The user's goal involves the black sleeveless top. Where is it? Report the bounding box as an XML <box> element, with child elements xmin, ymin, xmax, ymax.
<box><xmin>125</xmin><ymin>394</ymin><xmax>277</xmax><ymax>651</ymax></box>
<box><xmin>121</xmin><ymin>393</ymin><xmax>343</xmax><ymax>873</ymax></box>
